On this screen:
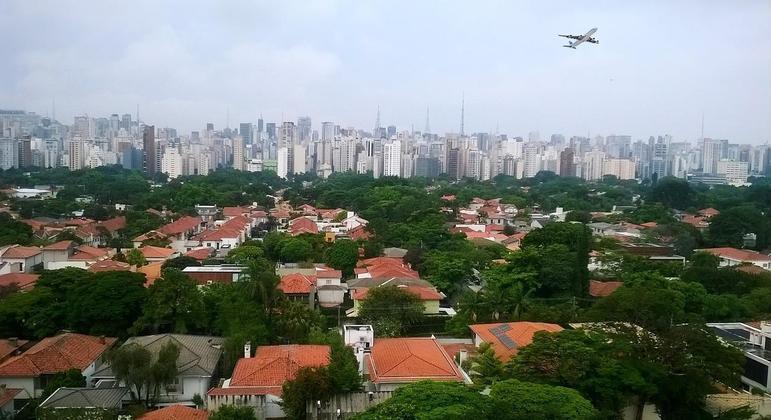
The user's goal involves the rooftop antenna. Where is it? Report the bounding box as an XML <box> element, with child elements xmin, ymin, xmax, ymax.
<box><xmin>226</xmin><ymin>106</ymin><xmax>230</xmax><ymax>129</ymax></box>
<box><xmin>136</xmin><ymin>104</ymin><xmax>140</xmax><ymax>124</ymax></box>
<box><xmin>460</xmin><ymin>92</ymin><xmax>465</xmax><ymax>136</ymax></box>
<box><xmin>425</xmin><ymin>105</ymin><xmax>430</xmax><ymax>134</ymax></box>
<box><xmin>52</xmin><ymin>97</ymin><xmax>56</xmax><ymax>121</ymax></box>
<box><xmin>700</xmin><ymin>112</ymin><xmax>705</xmax><ymax>140</ymax></box>
<box><xmin>374</xmin><ymin>105</ymin><xmax>381</xmax><ymax>132</ymax></box>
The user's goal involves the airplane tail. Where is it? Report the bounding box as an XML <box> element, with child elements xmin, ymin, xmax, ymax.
<box><xmin>563</xmin><ymin>44</ymin><xmax>576</xmax><ymax>49</ymax></box>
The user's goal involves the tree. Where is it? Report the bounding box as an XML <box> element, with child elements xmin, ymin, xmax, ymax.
<box><xmin>161</xmin><ymin>255</ymin><xmax>201</xmax><ymax>271</ymax></box>
<box><xmin>648</xmin><ymin>176</ymin><xmax>695</xmax><ymax>210</ymax></box>
<box><xmin>209</xmin><ymin>405</ymin><xmax>258</xmax><ymax>420</ymax></box>
<box><xmin>0</xmin><ymin>212</ymin><xmax>33</xmax><ymax>246</ymax></box>
<box><xmin>520</xmin><ymin>222</ymin><xmax>591</xmax><ymax>297</ymax></box>
<box><xmin>108</xmin><ymin>341</ymin><xmax>180</xmax><ymax>406</ymax></box>
<box><xmin>421</xmin><ymin>250</ymin><xmax>474</xmax><ymax>295</ymax></box>
<box><xmin>132</xmin><ymin>269</ymin><xmax>204</xmax><ymax>334</ymax></box>
<box><xmin>41</xmin><ymin>369</ymin><xmax>86</xmax><ymax>399</ymax></box>
<box><xmin>489</xmin><ymin>379</ymin><xmax>596</xmax><ymax>420</ymax></box>
<box><xmin>68</xmin><ymin>271</ymin><xmax>147</xmax><ymax>336</ymax></box>
<box><xmin>511</xmin><ymin>329</ymin><xmax>650</xmax><ymax>417</ymax></box>
<box><xmin>308</xmin><ymin>329</ymin><xmax>362</xmax><ymax>392</ymax></box>
<box><xmin>469</xmin><ymin>342</ymin><xmax>504</xmax><ymax>385</ymax></box>
<box><xmin>324</xmin><ymin>240</ymin><xmax>359</xmax><ymax>277</ymax></box>
<box><xmin>126</xmin><ymin>248</ymin><xmax>147</xmax><ymax>267</ymax></box>
<box><xmin>273</xmin><ymin>300</ymin><xmax>324</xmax><ymax>343</ymax></box>
<box><xmin>108</xmin><ymin>343</ymin><xmax>152</xmax><ymax>403</ymax></box>
<box><xmin>279</xmin><ymin>238</ymin><xmax>314</xmax><ymax>262</ymax></box>
<box><xmin>225</xmin><ymin>245</ymin><xmax>265</xmax><ymax>265</ymax></box>
<box><xmin>355</xmin><ymin>381</ymin><xmax>490</xmax><ymax>420</ymax></box>
<box><xmin>281</xmin><ymin>367</ymin><xmax>335</xmax><ymax>420</ymax></box>
<box><xmin>708</xmin><ymin>206</ymin><xmax>770</xmax><ymax>250</ymax></box>
<box><xmin>565</xmin><ymin>210</ymin><xmax>592</xmax><ymax>224</ymax></box>
<box><xmin>358</xmin><ymin>286</ymin><xmax>424</xmax><ymax>337</ymax></box>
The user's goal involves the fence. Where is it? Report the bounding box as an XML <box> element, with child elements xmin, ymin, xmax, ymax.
<box><xmin>306</xmin><ymin>391</ymin><xmax>394</xmax><ymax>419</ymax></box>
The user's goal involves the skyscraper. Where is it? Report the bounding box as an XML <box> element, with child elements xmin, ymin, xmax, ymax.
<box><xmin>447</xmin><ymin>148</ymin><xmax>461</xmax><ymax>180</ymax></box>
<box><xmin>559</xmin><ymin>148</ymin><xmax>575</xmax><ymax>177</ymax></box>
<box><xmin>382</xmin><ymin>140</ymin><xmax>401</xmax><ymax>177</ymax></box>
<box><xmin>0</xmin><ymin>138</ymin><xmax>18</xmax><ymax>170</ymax></box>
<box><xmin>143</xmin><ymin>125</ymin><xmax>156</xmax><ymax>175</ymax></box>
<box><xmin>702</xmin><ymin>138</ymin><xmax>721</xmax><ymax>174</ymax></box>
<box><xmin>239</xmin><ymin>123</ymin><xmax>253</xmax><ymax>145</ymax></box>
<box><xmin>232</xmin><ymin>136</ymin><xmax>245</xmax><ymax>171</ymax></box>
<box><xmin>321</xmin><ymin>122</ymin><xmax>335</xmax><ymax>141</ymax></box>
<box><xmin>297</xmin><ymin>116</ymin><xmax>311</xmax><ymax>143</ymax></box>
<box><xmin>68</xmin><ymin>137</ymin><xmax>84</xmax><ymax>170</ymax></box>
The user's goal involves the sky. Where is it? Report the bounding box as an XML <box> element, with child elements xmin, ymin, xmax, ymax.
<box><xmin>2</xmin><ymin>0</ymin><xmax>770</xmax><ymax>143</ymax></box>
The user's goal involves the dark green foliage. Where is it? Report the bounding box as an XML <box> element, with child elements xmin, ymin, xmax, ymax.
<box><xmin>358</xmin><ymin>286</ymin><xmax>424</xmax><ymax>337</ymax></box>
<box><xmin>0</xmin><ymin>212</ymin><xmax>33</xmax><ymax>246</ymax></box>
<box><xmin>161</xmin><ymin>255</ymin><xmax>201</xmax><ymax>271</ymax></box>
<box><xmin>708</xmin><ymin>206</ymin><xmax>770</xmax><ymax>249</ymax></box>
<box><xmin>354</xmin><ymin>381</ymin><xmax>490</xmax><ymax>420</ymax></box>
<box><xmin>40</xmin><ymin>369</ymin><xmax>86</xmax><ymax>400</ymax></box>
<box><xmin>648</xmin><ymin>176</ymin><xmax>695</xmax><ymax>210</ymax></box>
<box><xmin>209</xmin><ymin>405</ymin><xmax>258</xmax><ymax>420</ymax></box>
<box><xmin>489</xmin><ymin>379</ymin><xmax>597</xmax><ymax>420</ymax></box>
<box><xmin>132</xmin><ymin>269</ymin><xmax>204</xmax><ymax>334</ymax></box>
<box><xmin>281</xmin><ymin>367</ymin><xmax>335</xmax><ymax>420</ymax></box>
<box><xmin>324</xmin><ymin>239</ymin><xmax>359</xmax><ymax>277</ymax></box>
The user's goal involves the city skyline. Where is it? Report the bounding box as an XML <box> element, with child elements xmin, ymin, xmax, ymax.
<box><xmin>2</xmin><ymin>1</ymin><xmax>770</xmax><ymax>143</ymax></box>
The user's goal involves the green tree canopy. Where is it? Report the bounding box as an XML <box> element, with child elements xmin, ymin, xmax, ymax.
<box><xmin>132</xmin><ymin>269</ymin><xmax>204</xmax><ymax>334</ymax></box>
<box><xmin>324</xmin><ymin>239</ymin><xmax>359</xmax><ymax>277</ymax></box>
<box><xmin>358</xmin><ymin>286</ymin><xmax>424</xmax><ymax>337</ymax></box>
<box><xmin>489</xmin><ymin>379</ymin><xmax>597</xmax><ymax>420</ymax></box>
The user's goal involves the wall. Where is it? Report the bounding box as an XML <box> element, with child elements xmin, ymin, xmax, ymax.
<box><xmin>306</xmin><ymin>392</ymin><xmax>393</xmax><ymax>419</ymax></box>
<box><xmin>0</xmin><ymin>377</ymin><xmax>35</xmax><ymax>399</ymax></box>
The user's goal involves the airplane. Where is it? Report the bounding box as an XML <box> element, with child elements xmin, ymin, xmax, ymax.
<box><xmin>558</xmin><ymin>27</ymin><xmax>598</xmax><ymax>49</ymax></box>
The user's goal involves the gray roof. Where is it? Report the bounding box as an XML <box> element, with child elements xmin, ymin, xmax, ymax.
<box><xmin>346</xmin><ymin>277</ymin><xmax>433</xmax><ymax>289</ymax></box>
<box><xmin>383</xmin><ymin>247</ymin><xmax>408</xmax><ymax>258</ymax></box>
<box><xmin>92</xmin><ymin>334</ymin><xmax>224</xmax><ymax>378</ymax></box>
<box><xmin>38</xmin><ymin>387</ymin><xmax>128</xmax><ymax>410</ymax></box>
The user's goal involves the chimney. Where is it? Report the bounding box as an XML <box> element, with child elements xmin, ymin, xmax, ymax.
<box><xmin>244</xmin><ymin>341</ymin><xmax>251</xmax><ymax>358</ymax></box>
<box><xmin>99</xmin><ymin>335</ymin><xmax>106</xmax><ymax>344</ymax></box>
<box><xmin>459</xmin><ymin>349</ymin><xmax>468</xmax><ymax>366</ymax></box>
<box><xmin>8</xmin><ymin>337</ymin><xmax>18</xmax><ymax>347</ymax></box>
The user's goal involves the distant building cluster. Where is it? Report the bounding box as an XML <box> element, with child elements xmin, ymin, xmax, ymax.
<box><xmin>0</xmin><ymin>109</ymin><xmax>766</xmax><ymax>185</ymax></box>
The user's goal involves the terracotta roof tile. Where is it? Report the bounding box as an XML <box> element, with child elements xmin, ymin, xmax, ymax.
<box><xmin>699</xmin><ymin>247</ymin><xmax>771</xmax><ymax>263</ymax></box>
<box><xmin>366</xmin><ymin>338</ymin><xmax>463</xmax><ymax>384</ymax></box>
<box><xmin>229</xmin><ymin>345</ymin><xmax>330</xmax><ymax>393</ymax></box>
<box><xmin>69</xmin><ymin>246</ymin><xmax>109</xmax><ymax>261</ymax></box>
<box><xmin>87</xmin><ymin>260</ymin><xmax>131</xmax><ymax>273</ymax></box>
<box><xmin>185</xmin><ymin>248</ymin><xmax>214</xmax><ymax>261</ymax></box>
<box><xmin>223</xmin><ymin>207</ymin><xmax>250</xmax><ymax>217</ymax></box>
<box><xmin>278</xmin><ymin>273</ymin><xmax>316</xmax><ymax>295</ymax></box>
<box><xmin>97</xmin><ymin>216</ymin><xmax>126</xmax><ymax>233</ymax></box>
<box><xmin>469</xmin><ymin>322</ymin><xmax>563</xmax><ymax>362</ymax></box>
<box><xmin>1</xmin><ymin>246</ymin><xmax>41</xmax><ymax>259</ymax></box>
<box><xmin>0</xmin><ymin>273</ymin><xmax>39</xmax><ymax>290</ymax></box>
<box><xmin>589</xmin><ymin>280</ymin><xmax>623</xmax><ymax>297</ymax></box>
<box><xmin>0</xmin><ymin>388</ymin><xmax>22</xmax><ymax>407</ymax></box>
<box><xmin>139</xmin><ymin>246</ymin><xmax>176</xmax><ymax>259</ymax></box>
<box><xmin>0</xmin><ymin>339</ymin><xmax>29</xmax><ymax>361</ymax></box>
<box><xmin>159</xmin><ymin>216</ymin><xmax>201</xmax><ymax>236</ymax></box>
<box><xmin>43</xmin><ymin>240</ymin><xmax>76</xmax><ymax>251</ymax></box>
<box><xmin>139</xmin><ymin>405</ymin><xmax>208</xmax><ymax>420</ymax></box>
<box><xmin>288</xmin><ymin>217</ymin><xmax>318</xmax><ymax>236</ymax></box>
<box><xmin>0</xmin><ymin>333</ymin><xmax>115</xmax><ymax>377</ymax></box>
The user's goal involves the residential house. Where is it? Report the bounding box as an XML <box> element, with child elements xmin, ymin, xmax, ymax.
<box><xmin>278</xmin><ymin>273</ymin><xmax>316</xmax><ymax>307</ymax></box>
<box><xmin>0</xmin><ymin>246</ymin><xmax>43</xmax><ymax>273</ymax></box>
<box><xmin>181</xmin><ymin>265</ymin><xmax>247</xmax><ymax>285</ymax></box>
<box><xmin>37</xmin><ymin>387</ymin><xmax>128</xmax><ymax>418</ymax></box>
<box><xmin>287</xmin><ymin>217</ymin><xmax>318</xmax><ymax>236</ymax></box>
<box><xmin>0</xmin><ymin>333</ymin><xmax>116</xmax><ymax>398</ymax></box>
<box><xmin>469</xmin><ymin>322</ymin><xmax>563</xmax><ymax>362</ymax></box>
<box><xmin>207</xmin><ymin>344</ymin><xmax>331</xmax><ymax>419</ymax></box>
<box><xmin>87</xmin><ymin>260</ymin><xmax>131</xmax><ymax>273</ymax></box>
<box><xmin>139</xmin><ymin>404</ymin><xmax>209</xmax><ymax>419</ymax></box>
<box><xmin>185</xmin><ymin>247</ymin><xmax>215</xmax><ymax>261</ymax></box>
<box><xmin>159</xmin><ymin>216</ymin><xmax>204</xmax><ymax>252</ymax></box>
<box><xmin>41</xmin><ymin>240</ymin><xmax>78</xmax><ymax>264</ymax></box>
<box><xmin>350</xmin><ymin>285</ymin><xmax>443</xmax><ymax>317</ymax></box>
<box><xmin>698</xmin><ymin>247</ymin><xmax>771</xmax><ymax>270</ymax></box>
<box><xmin>364</xmin><ymin>338</ymin><xmax>467</xmax><ymax>392</ymax></box>
<box><xmin>92</xmin><ymin>334</ymin><xmax>224</xmax><ymax>405</ymax></box>
<box><xmin>132</xmin><ymin>230</ymin><xmax>170</xmax><ymax>249</ymax></box>
<box><xmin>708</xmin><ymin>322</ymin><xmax>771</xmax><ymax>392</ymax></box>
<box><xmin>42</xmin><ymin>242</ymin><xmax>112</xmax><ymax>270</ymax></box>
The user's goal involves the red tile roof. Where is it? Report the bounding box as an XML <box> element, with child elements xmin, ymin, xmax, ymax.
<box><xmin>228</xmin><ymin>345</ymin><xmax>330</xmax><ymax>395</ymax></box>
<box><xmin>366</xmin><ymin>338</ymin><xmax>463</xmax><ymax>384</ymax></box>
<box><xmin>87</xmin><ymin>260</ymin><xmax>131</xmax><ymax>273</ymax></box>
<box><xmin>1</xmin><ymin>246</ymin><xmax>41</xmax><ymax>259</ymax></box>
<box><xmin>288</xmin><ymin>217</ymin><xmax>319</xmax><ymax>236</ymax></box>
<box><xmin>0</xmin><ymin>333</ymin><xmax>115</xmax><ymax>377</ymax></box>
<box><xmin>0</xmin><ymin>273</ymin><xmax>39</xmax><ymax>290</ymax></box>
<box><xmin>185</xmin><ymin>248</ymin><xmax>214</xmax><ymax>261</ymax></box>
<box><xmin>138</xmin><ymin>262</ymin><xmax>163</xmax><ymax>286</ymax></box>
<box><xmin>159</xmin><ymin>216</ymin><xmax>201</xmax><ymax>236</ymax></box>
<box><xmin>69</xmin><ymin>245</ymin><xmax>109</xmax><ymax>261</ymax></box>
<box><xmin>353</xmin><ymin>285</ymin><xmax>442</xmax><ymax>301</ymax></box>
<box><xmin>699</xmin><ymin>247</ymin><xmax>771</xmax><ymax>262</ymax></box>
<box><xmin>279</xmin><ymin>273</ymin><xmax>316</xmax><ymax>295</ymax></box>
<box><xmin>223</xmin><ymin>206</ymin><xmax>250</xmax><ymax>218</ymax></box>
<box><xmin>139</xmin><ymin>405</ymin><xmax>208</xmax><ymax>420</ymax></box>
<box><xmin>348</xmin><ymin>225</ymin><xmax>371</xmax><ymax>241</ymax></box>
<box><xmin>469</xmin><ymin>322</ymin><xmax>563</xmax><ymax>361</ymax></box>
<box><xmin>699</xmin><ymin>208</ymin><xmax>720</xmax><ymax>218</ymax></box>
<box><xmin>316</xmin><ymin>269</ymin><xmax>342</xmax><ymax>279</ymax></box>
<box><xmin>43</xmin><ymin>240</ymin><xmax>76</xmax><ymax>251</ymax></box>
<box><xmin>139</xmin><ymin>246</ymin><xmax>176</xmax><ymax>259</ymax></box>
<box><xmin>0</xmin><ymin>339</ymin><xmax>29</xmax><ymax>361</ymax></box>
<box><xmin>589</xmin><ymin>280</ymin><xmax>623</xmax><ymax>297</ymax></box>
<box><xmin>97</xmin><ymin>216</ymin><xmax>126</xmax><ymax>233</ymax></box>
<box><xmin>735</xmin><ymin>264</ymin><xmax>767</xmax><ymax>275</ymax></box>
<box><xmin>0</xmin><ymin>388</ymin><xmax>22</xmax><ymax>407</ymax></box>
<box><xmin>195</xmin><ymin>228</ymin><xmax>241</xmax><ymax>242</ymax></box>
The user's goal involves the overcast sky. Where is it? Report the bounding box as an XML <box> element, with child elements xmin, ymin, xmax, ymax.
<box><xmin>2</xmin><ymin>0</ymin><xmax>770</xmax><ymax>143</ymax></box>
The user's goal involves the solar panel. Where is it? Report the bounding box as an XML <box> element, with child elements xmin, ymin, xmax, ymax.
<box><xmin>498</xmin><ymin>335</ymin><xmax>517</xmax><ymax>350</ymax></box>
<box><xmin>489</xmin><ymin>324</ymin><xmax>517</xmax><ymax>350</ymax></box>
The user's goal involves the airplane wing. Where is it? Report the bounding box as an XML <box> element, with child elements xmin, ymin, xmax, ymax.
<box><xmin>583</xmin><ymin>27</ymin><xmax>598</xmax><ymax>37</ymax></box>
<box><xmin>571</xmin><ymin>28</ymin><xmax>598</xmax><ymax>48</ymax></box>
<box><xmin>558</xmin><ymin>34</ymin><xmax>581</xmax><ymax>40</ymax></box>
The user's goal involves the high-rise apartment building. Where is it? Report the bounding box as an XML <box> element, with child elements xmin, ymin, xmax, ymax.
<box><xmin>143</xmin><ymin>125</ymin><xmax>156</xmax><ymax>175</ymax></box>
<box><xmin>232</xmin><ymin>136</ymin><xmax>245</xmax><ymax>171</ymax></box>
<box><xmin>382</xmin><ymin>140</ymin><xmax>401</xmax><ymax>177</ymax></box>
